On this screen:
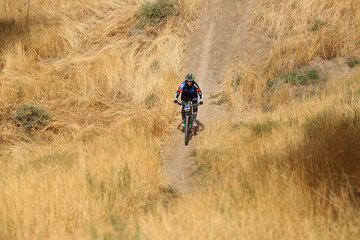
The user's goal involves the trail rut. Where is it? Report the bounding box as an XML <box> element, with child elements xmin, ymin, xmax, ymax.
<box><xmin>163</xmin><ymin>0</ymin><xmax>257</xmax><ymax>194</ymax></box>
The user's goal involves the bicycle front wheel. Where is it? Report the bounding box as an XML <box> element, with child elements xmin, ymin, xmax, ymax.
<box><xmin>185</xmin><ymin>115</ymin><xmax>190</xmax><ymax>146</ymax></box>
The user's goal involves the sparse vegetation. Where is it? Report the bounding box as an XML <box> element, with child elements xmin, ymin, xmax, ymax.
<box><xmin>145</xmin><ymin>92</ymin><xmax>158</xmax><ymax>108</ymax></box>
<box><xmin>13</xmin><ymin>104</ymin><xmax>50</xmax><ymax>131</ymax></box>
<box><xmin>209</xmin><ymin>93</ymin><xmax>221</xmax><ymax>99</ymax></box>
<box><xmin>137</xmin><ymin>0</ymin><xmax>175</xmax><ymax>28</ymax></box>
<box><xmin>310</xmin><ymin>19</ymin><xmax>326</xmax><ymax>32</ymax></box>
<box><xmin>267</xmin><ymin>69</ymin><xmax>320</xmax><ymax>92</ymax></box>
<box><xmin>231</xmin><ymin>74</ymin><xmax>241</xmax><ymax>90</ymax></box>
<box><xmin>347</xmin><ymin>56</ymin><xmax>360</xmax><ymax>68</ymax></box>
<box><xmin>231</xmin><ymin>121</ymin><xmax>246</xmax><ymax>130</ymax></box>
<box><xmin>262</xmin><ymin>104</ymin><xmax>275</xmax><ymax>113</ymax></box>
<box><xmin>150</xmin><ymin>60</ymin><xmax>160</xmax><ymax>72</ymax></box>
<box><xmin>246</xmin><ymin>119</ymin><xmax>277</xmax><ymax>135</ymax></box>
<box><xmin>211</xmin><ymin>95</ymin><xmax>229</xmax><ymax>105</ymax></box>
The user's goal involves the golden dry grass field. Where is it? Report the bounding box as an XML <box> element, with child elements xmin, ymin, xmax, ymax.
<box><xmin>1</xmin><ymin>0</ymin><xmax>360</xmax><ymax>239</ymax></box>
<box><xmin>0</xmin><ymin>0</ymin><xmax>199</xmax><ymax>238</ymax></box>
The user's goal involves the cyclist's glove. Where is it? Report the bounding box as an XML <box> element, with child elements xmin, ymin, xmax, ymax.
<box><xmin>199</xmin><ymin>101</ymin><xmax>203</xmax><ymax>105</ymax></box>
<box><xmin>174</xmin><ymin>99</ymin><xmax>178</xmax><ymax>104</ymax></box>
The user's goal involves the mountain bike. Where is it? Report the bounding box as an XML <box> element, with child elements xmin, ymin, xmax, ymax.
<box><xmin>177</xmin><ymin>101</ymin><xmax>201</xmax><ymax>146</ymax></box>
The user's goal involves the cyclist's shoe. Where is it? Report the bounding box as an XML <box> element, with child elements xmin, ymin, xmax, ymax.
<box><xmin>192</xmin><ymin>120</ymin><xmax>198</xmax><ymax>127</ymax></box>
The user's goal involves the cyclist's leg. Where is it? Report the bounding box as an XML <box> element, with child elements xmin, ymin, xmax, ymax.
<box><xmin>192</xmin><ymin>98</ymin><xmax>198</xmax><ymax>126</ymax></box>
<box><xmin>181</xmin><ymin>96</ymin><xmax>191</xmax><ymax>126</ymax></box>
<box><xmin>181</xmin><ymin>106</ymin><xmax>185</xmax><ymax>125</ymax></box>
<box><xmin>181</xmin><ymin>95</ymin><xmax>185</xmax><ymax>125</ymax></box>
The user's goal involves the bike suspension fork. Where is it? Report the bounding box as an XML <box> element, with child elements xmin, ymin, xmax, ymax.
<box><xmin>193</xmin><ymin>112</ymin><xmax>197</xmax><ymax>121</ymax></box>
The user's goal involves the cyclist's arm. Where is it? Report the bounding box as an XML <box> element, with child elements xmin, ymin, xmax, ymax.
<box><xmin>194</xmin><ymin>82</ymin><xmax>203</xmax><ymax>101</ymax></box>
<box><xmin>174</xmin><ymin>81</ymin><xmax>185</xmax><ymax>100</ymax></box>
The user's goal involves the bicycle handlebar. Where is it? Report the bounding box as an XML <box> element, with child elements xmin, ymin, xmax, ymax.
<box><xmin>176</xmin><ymin>102</ymin><xmax>201</xmax><ymax>107</ymax></box>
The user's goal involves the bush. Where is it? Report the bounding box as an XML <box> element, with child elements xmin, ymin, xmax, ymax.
<box><xmin>266</xmin><ymin>69</ymin><xmax>320</xmax><ymax>93</ymax></box>
<box><xmin>266</xmin><ymin>76</ymin><xmax>284</xmax><ymax>94</ymax></box>
<box><xmin>346</xmin><ymin>56</ymin><xmax>360</xmax><ymax>68</ymax></box>
<box><xmin>14</xmin><ymin>104</ymin><xmax>51</xmax><ymax>131</ymax></box>
<box><xmin>137</xmin><ymin>0</ymin><xmax>175</xmax><ymax>28</ymax></box>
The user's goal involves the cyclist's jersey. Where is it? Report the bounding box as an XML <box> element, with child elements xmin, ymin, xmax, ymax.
<box><xmin>174</xmin><ymin>81</ymin><xmax>203</xmax><ymax>102</ymax></box>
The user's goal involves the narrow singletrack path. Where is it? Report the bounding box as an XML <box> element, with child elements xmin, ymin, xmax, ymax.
<box><xmin>163</xmin><ymin>0</ymin><xmax>257</xmax><ymax>194</ymax></box>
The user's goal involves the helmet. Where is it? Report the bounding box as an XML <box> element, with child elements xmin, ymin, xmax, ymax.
<box><xmin>185</xmin><ymin>73</ymin><xmax>195</xmax><ymax>82</ymax></box>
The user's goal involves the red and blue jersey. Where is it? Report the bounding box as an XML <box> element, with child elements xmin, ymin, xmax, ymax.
<box><xmin>174</xmin><ymin>81</ymin><xmax>203</xmax><ymax>102</ymax></box>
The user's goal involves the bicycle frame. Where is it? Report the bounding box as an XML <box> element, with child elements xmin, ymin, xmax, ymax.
<box><xmin>177</xmin><ymin>101</ymin><xmax>199</xmax><ymax>145</ymax></box>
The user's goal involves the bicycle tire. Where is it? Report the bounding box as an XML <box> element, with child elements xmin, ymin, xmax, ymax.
<box><xmin>185</xmin><ymin>115</ymin><xmax>189</xmax><ymax>145</ymax></box>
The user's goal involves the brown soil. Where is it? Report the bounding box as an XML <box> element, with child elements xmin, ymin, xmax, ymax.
<box><xmin>163</xmin><ymin>0</ymin><xmax>258</xmax><ymax>194</ymax></box>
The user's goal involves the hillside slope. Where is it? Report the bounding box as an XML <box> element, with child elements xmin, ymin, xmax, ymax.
<box><xmin>134</xmin><ymin>0</ymin><xmax>360</xmax><ymax>239</ymax></box>
<box><xmin>1</xmin><ymin>0</ymin><xmax>360</xmax><ymax>239</ymax></box>
<box><xmin>0</xmin><ymin>0</ymin><xmax>199</xmax><ymax>239</ymax></box>
<box><xmin>163</xmin><ymin>0</ymin><xmax>257</xmax><ymax>194</ymax></box>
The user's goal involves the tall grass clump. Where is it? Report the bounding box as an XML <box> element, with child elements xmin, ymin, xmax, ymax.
<box><xmin>13</xmin><ymin>103</ymin><xmax>50</xmax><ymax>131</ymax></box>
<box><xmin>137</xmin><ymin>0</ymin><xmax>175</xmax><ymax>28</ymax></box>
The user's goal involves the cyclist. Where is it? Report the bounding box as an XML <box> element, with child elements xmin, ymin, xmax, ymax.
<box><xmin>174</xmin><ymin>73</ymin><xmax>203</xmax><ymax>128</ymax></box>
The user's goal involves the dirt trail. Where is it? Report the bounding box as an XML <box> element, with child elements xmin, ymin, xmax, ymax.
<box><xmin>163</xmin><ymin>0</ymin><xmax>257</xmax><ymax>194</ymax></box>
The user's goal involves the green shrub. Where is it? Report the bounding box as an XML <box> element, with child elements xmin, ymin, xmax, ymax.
<box><xmin>346</xmin><ymin>56</ymin><xmax>360</xmax><ymax>68</ymax></box>
<box><xmin>266</xmin><ymin>69</ymin><xmax>320</xmax><ymax>93</ymax></box>
<box><xmin>14</xmin><ymin>104</ymin><xmax>50</xmax><ymax>131</ymax></box>
<box><xmin>266</xmin><ymin>76</ymin><xmax>285</xmax><ymax>93</ymax></box>
<box><xmin>137</xmin><ymin>0</ymin><xmax>175</xmax><ymax>28</ymax></box>
<box><xmin>304</xmin><ymin>70</ymin><xmax>319</xmax><ymax>84</ymax></box>
<box><xmin>285</xmin><ymin>70</ymin><xmax>319</xmax><ymax>85</ymax></box>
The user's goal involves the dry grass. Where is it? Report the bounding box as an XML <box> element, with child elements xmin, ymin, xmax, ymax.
<box><xmin>0</xmin><ymin>0</ymin><xmax>199</xmax><ymax>239</ymax></box>
<box><xmin>227</xmin><ymin>0</ymin><xmax>360</xmax><ymax>108</ymax></box>
<box><xmin>128</xmin><ymin>72</ymin><xmax>360</xmax><ymax>239</ymax></box>
<box><xmin>125</xmin><ymin>0</ymin><xmax>360</xmax><ymax>239</ymax></box>
<box><xmin>2</xmin><ymin>0</ymin><xmax>360</xmax><ymax>239</ymax></box>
